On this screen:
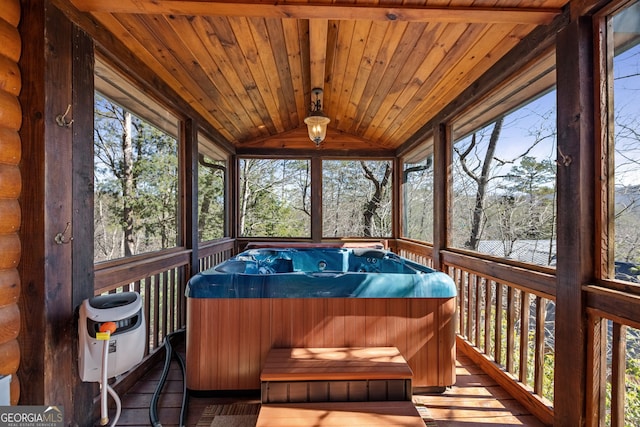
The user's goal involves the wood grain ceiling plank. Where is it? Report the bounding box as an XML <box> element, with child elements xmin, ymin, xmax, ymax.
<box><xmin>330</xmin><ymin>21</ymin><xmax>373</xmax><ymax>131</ymax></box>
<box><xmin>378</xmin><ymin>0</ymin><xmax>513</xmax><ymax>144</ymax></box>
<box><xmin>203</xmin><ymin>16</ymin><xmax>279</xmax><ymax>135</ymax></box>
<box><xmin>166</xmin><ymin>15</ymin><xmax>265</xmax><ymax>140</ymax></box>
<box><xmin>367</xmin><ymin>0</ymin><xmax>497</xmax><ymax>143</ymax></box>
<box><xmin>376</xmin><ymin>22</ymin><xmax>490</xmax><ymax>144</ymax></box>
<box><xmin>191</xmin><ymin>16</ymin><xmax>272</xmax><ymax>138</ymax></box>
<box><xmin>266</xmin><ymin>18</ymin><xmax>301</xmax><ymax>129</ymax></box>
<box><xmin>387</xmin><ymin>23</ymin><xmax>533</xmax><ymax>143</ymax></box>
<box><xmin>336</xmin><ymin>21</ymin><xmax>388</xmax><ymax>134</ymax></box>
<box><xmin>347</xmin><ymin>21</ymin><xmax>409</xmax><ymax>134</ymax></box>
<box><xmin>324</xmin><ymin>20</ymin><xmax>356</xmax><ymax>129</ymax></box>
<box><xmin>434</xmin><ymin>23</ymin><xmax>540</xmax><ymax>124</ymax></box>
<box><xmin>282</xmin><ymin>19</ymin><xmax>309</xmax><ymax>127</ymax></box>
<box><xmin>365</xmin><ymin>22</ymin><xmax>448</xmax><ymax>143</ymax></box>
<box><xmin>92</xmin><ymin>12</ymin><xmax>235</xmax><ymax>141</ymax></box>
<box><xmin>227</xmin><ymin>17</ymin><xmax>287</xmax><ymax>133</ymax></box>
<box><xmin>70</xmin><ymin>0</ymin><xmax>561</xmax><ymax>25</ymax></box>
<box><xmin>247</xmin><ymin>18</ymin><xmax>295</xmax><ymax>132</ymax></box>
<box><xmin>354</xmin><ymin>22</ymin><xmax>429</xmax><ymax>139</ymax></box>
<box><xmin>309</xmin><ymin>19</ymin><xmax>328</xmax><ymax>91</ymax></box>
<box><xmin>138</xmin><ymin>13</ymin><xmax>247</xmax><ymax>139</ymax></box>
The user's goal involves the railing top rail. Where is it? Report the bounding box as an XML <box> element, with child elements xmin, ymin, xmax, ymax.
<box><xmin>94</xmin><ymin>249</ymin><xmax>191</xmax><ymax>294</ymax></box>
<box><xmin>442</xmin><ymin>250</ymin><xmax>556</xmax><ymax>300</ymax></box>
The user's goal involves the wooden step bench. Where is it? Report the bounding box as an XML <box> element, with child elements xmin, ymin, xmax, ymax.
<box><xmin>260</xmin><ymin>347</ymin><xmax>413</xmax><ymax>403</ymax></box>
<box><xmin>256</xmin><ymin>401</ymin><xmax>426</xmax><ymax>427</ymax></box>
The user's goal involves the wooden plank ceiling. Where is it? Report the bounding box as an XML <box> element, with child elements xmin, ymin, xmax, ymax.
<box><xmin>67</xmin><ymin>0</ymin><xmax>569</xmax><ymax>153</ymax></box>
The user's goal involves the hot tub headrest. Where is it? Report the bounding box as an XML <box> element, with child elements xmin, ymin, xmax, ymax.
<box><xmin>351</xmin><ymin>248</ymin><xmax>387</xmax><ymax>259</ymax></box>
<box><xmin>215</xmin><ymin>260</ymin><xmax>248</xmax><ymax>273</ymax></box>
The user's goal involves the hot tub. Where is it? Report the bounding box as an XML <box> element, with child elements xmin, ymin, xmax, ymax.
<box><xmin>186</xmin><ymin>246</ymin><xmax>457</xmax><ymax>391</ymax></box>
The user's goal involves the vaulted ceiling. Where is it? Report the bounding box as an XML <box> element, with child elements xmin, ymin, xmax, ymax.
<box><xmin>63</xmin><ymin>0</ymin><xmax>569</xmax><ymax>154</ymax></box>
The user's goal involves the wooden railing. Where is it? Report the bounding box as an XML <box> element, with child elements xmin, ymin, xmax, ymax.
<box><xmin>395</xmin><ymin>239</ymin><xmax>556</xmax><ymax>426</ymax></box>
<box><xmin>394</xmin><ymin>239</ymin><xmax>434</xmax><ymax>269</ymax></box>
<box><xmin>94</xmin><ymin>249</ymin><xmax>192</xmax><ymax>355</ymax></box>
<box><xmin>198</xmin><ymin>238</ymin><xmax>235</xmax><ymax>271</ymax></box>
<box><xmin>93</xmin><ymin>239</ymin><xmax>237</xmax><ymax>357</ymax></box>
<box><xmin>397</xmin><ymin>239</ymin><xmax>640</xmax><ymax>427</ymax></box>
<box><xmin>585</xmin><ymin>285</ymin><xmax>640</xmax><ymax>427</ymax></box>
<box><xmin>91</xmin><ymin>237</ymin><xmax>640</xmax><ymax>425</ymax></box>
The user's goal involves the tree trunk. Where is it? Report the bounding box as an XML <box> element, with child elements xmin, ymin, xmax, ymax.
<box><xmin>467</xmin><ymin>117</ymin><xmax>503</xmax><ymax>250</ymax></box>
<box><xmin>122</xmin><ymin>111</ymin><xmax>135</xmax><ymax>257</ymax></box>
<box><xmin>361</xmin><ymin>162</ymin><xmax>392</xmax><ymax>237</ymax></box>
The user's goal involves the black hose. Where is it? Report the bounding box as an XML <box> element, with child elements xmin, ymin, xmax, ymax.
<box><xmin>149</xmin><ymin>329</ymin><xmax>188</xmax><ymax>427</ymax></box>
<box><xmin>175</xmin><ymin>347</ymin><xmax>188</xmax><ymax>426</ymax></box>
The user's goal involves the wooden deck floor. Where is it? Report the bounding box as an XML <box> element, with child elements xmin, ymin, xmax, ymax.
<box><xmin>115</xmin><ymin>350</ymin><xmax>548</xmax><ymax>427</ymax></box>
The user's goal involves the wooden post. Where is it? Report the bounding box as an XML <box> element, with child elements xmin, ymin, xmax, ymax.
<box><xmin>19</xmin><ymin>2</ymin><xmax>95</xmax><ymax>424</ymax></box>
<box><xmin>554</xmin><ymin>16</ymin><xmax>595</xmax><ymax>426</ymax></box>
<box><xmin>432</xmin><ymin>123</ymin><xmax>449</xmax><ymax>272</ymax></box>
<box><xmin>71</xmin><ymin>21</ymin><xmax>97</xmax><ymax>425</ymax></box>
<box><xmin>392</xmin><ymin>156</ymin><xmax>402</xmax><ymax>241</ymax></box>
<box><xmin>184</xmin><ymin>119</ymin><xmax>199</xmax><ymax>275</ymax></box>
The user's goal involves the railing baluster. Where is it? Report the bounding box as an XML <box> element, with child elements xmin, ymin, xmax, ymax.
<box><xmin>458</xmin><ymin>269</ymin><xmax>466</xmax><ymax>337</ymax></box>
<box><xmin>534</xmin><ymin>296</ymin><xmax>545</xmax><ymax>395</ymax></box>
<box><xmin>143</xmin><ymin>277</ymin><xmax>151</xmax><ymax>356</ymax></box>
<box><xmin>153</xmin><ymin>273</ymin><xmax>160</xmax><ymax>351</ymax></box>
<box><xmin>506</xmin><ymin>286</ymin><xmax>515</xmax><ymax>374</ymax></box>
<box><xmin>168</xmin><ymin>268</ymin><xmax>175</xmax><ymax>334</ymax></box>
<box><xmin>586</xmin><ymin>315</ymin><xmax>607</xmax><ymax>427</ymax></box>
<box><xmin>475</xmin><ymin>275</ymin><xmax>481</xmax><ymax>347</ymax></box>
<box><xmin>162</xmin><ymin>270</ymin><xmax>168</xmax><ymax>341</ymax></box>
<box><xmin>484</xmin><ymin>280</ymin><xmax>492</xmax><ymax>355</ymax></box>
<box><xmin>520</xmin><ymin>291</ymin><xmax>530</xmax><ymax>384</ymax></box>
<box><xmin>177</xmin><ymin>267</ymin><xmax>183</xmax><ymax>329</ymax></box>
<box><xmin>495</xmin><ymin>282</ymin><xmax>504</xmax><ymax>365</ymax></box>
<box><xmin>611</xmin><ymin>322</ymin><xmax>626</xmax><ymax>427</ymax></box>
<box><xmin>468</xmin><ymin>273</ymin><xmax>474</xmax><ymax>342</ymax></box>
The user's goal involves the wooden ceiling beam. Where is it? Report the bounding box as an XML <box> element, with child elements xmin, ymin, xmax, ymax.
<box><xmin>68</xmin><ymin>1</ymin><xmax>561</xmax><ymax>25</ymax></box>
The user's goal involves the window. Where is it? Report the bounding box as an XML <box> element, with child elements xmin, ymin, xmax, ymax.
<box><xmin>402</xmin><ymin>149</ymin><xmax>434</xmax><ymax>242</ymax></box>
<box><xmin>610</xmin><ymin>0</ymin><xmax>640</xmax><ymax>284</ymax></box>
<box><xmin>322</xmin><ymin>160</ymin><xmax>392</xmax><ymax>238</ymax></box>
<box><xmin>94</xmin><ymin>91</ymin><xmax>180</xmax><ymax>262</ymax></box>
<box><xmin>451</xmin><ymin>90</ymin><xmax>557</xmax><ymax>266</ymax></box>
<box><xmin>198</xmin><ymin>133</ymin><xmax>227</xmax><ymax>242</ymax></box>
<box><xmin>238</xmin><ymin>158</ymin><xmax>311</xmax><ymax>237</ymax></box>
<box><xmin>94</xmin><ymin>58</ymin><xmax>180</xmax><ymax>262</ymax></box>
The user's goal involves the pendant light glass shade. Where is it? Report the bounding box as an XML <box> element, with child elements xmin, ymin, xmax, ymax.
<box><xmin>305</xmin><ymin>88</ymin><xmax>330</xmax><ymax>146</ymax></box>
<box><xmin>304</xmin><ymin>114</ymin><xmax>331</xmax><ymax>146</ymax></box>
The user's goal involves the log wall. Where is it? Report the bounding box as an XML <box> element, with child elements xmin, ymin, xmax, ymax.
<box><xmin>0</xmin><ymin>0</ymin><xmax>21</xmax><ymax>404</ymax></box>
<box><xmin>186</xmin><ymin>297</ymin><xmax>456</xmax><ymax>391</ymax></box>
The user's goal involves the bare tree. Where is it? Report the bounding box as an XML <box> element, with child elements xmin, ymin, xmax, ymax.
<box><xmin>455</xmin><ymin>116</ymin><xmax>504</xmax><ymax>250</ymax></box>
<box><xmin>360</xmin><ymin>161</ymin><xmax>392</xmax><ymax>237</ymax></box>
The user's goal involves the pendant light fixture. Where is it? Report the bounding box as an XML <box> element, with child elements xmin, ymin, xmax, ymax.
<box><xmin>304</xmin><ymin>88</ymin><xmax>330</xmax><ymax>147</ymax></box>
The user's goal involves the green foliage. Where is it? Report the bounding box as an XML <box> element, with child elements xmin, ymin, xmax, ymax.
<box><xmin>198</xmin><ymin>156</ymin><xmax>226</xmax><ymax>241</ymax></box>
<box><xmin>94</xmin><ymin>93</ymin><xmax>179</xmax><ymax>261</ymax></box>
<box><xmin>239</xmin><ymin>159</ymin><xmax>311</xmax><ymax>237</ymax></box>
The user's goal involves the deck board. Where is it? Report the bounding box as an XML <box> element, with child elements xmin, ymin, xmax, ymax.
<box><xmin>115</xmin><ymin>348</ymin><xmax>549</xmax><ymax>426</ymax></box>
